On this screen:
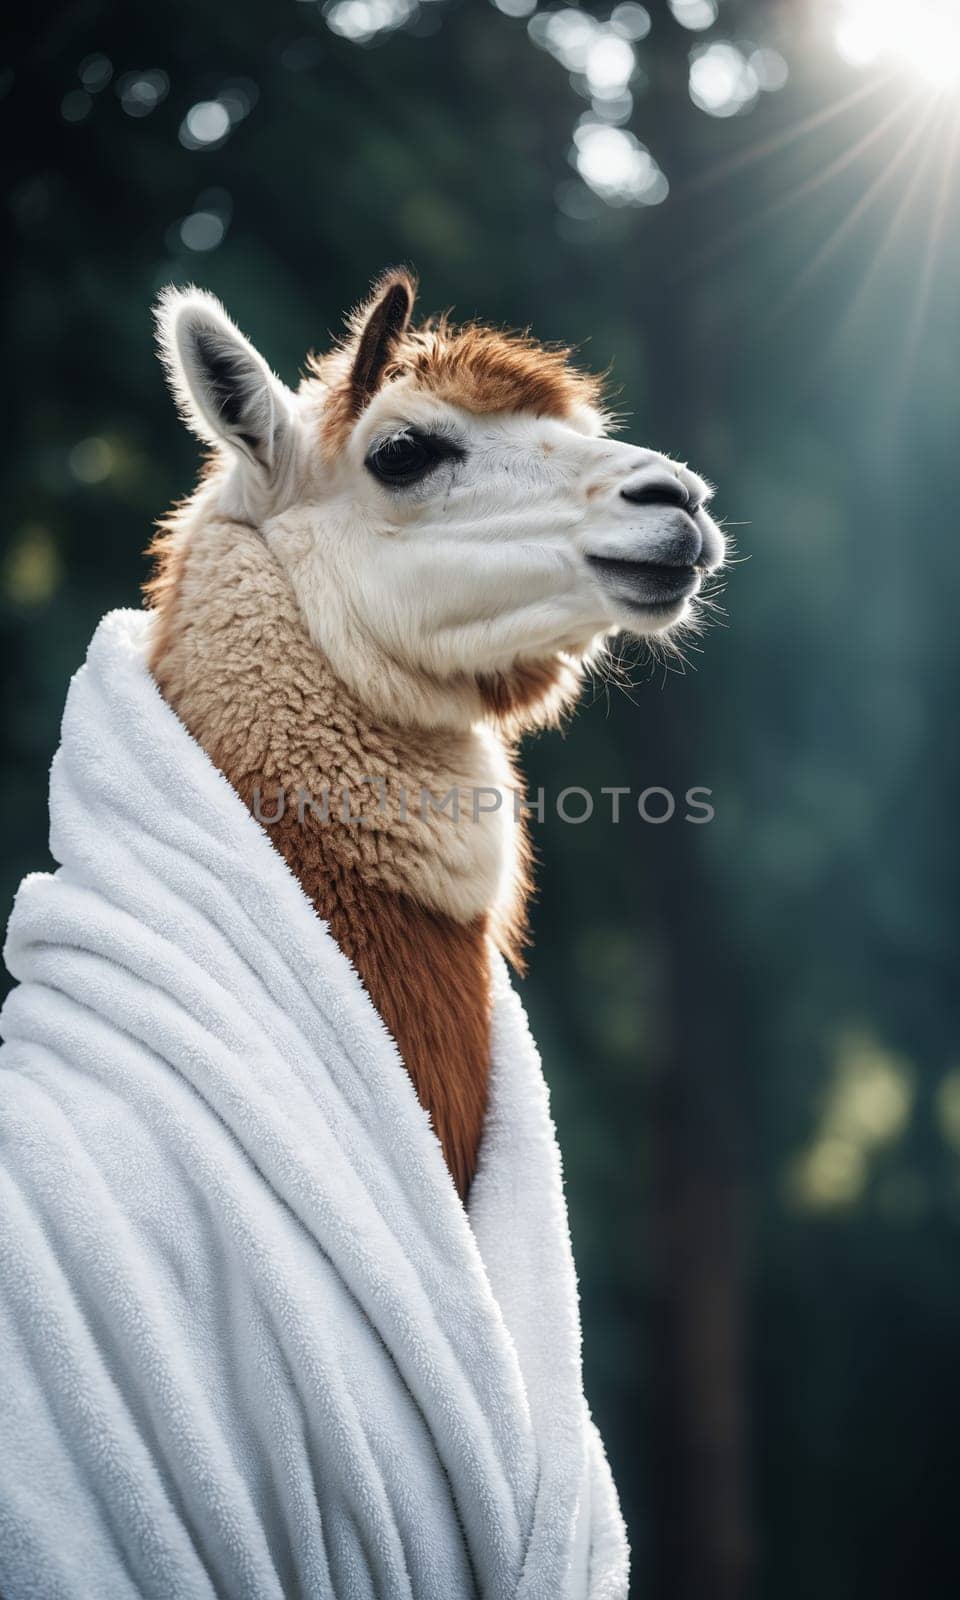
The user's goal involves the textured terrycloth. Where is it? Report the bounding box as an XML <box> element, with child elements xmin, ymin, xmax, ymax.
<box><xmin>0</xmin><ymin>609</ymin><xmax>629</xmax><ymax>1600</ymax></box>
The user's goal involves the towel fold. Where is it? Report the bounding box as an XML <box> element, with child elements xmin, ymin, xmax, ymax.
<box><xmin>0</xmin><ymin>609</ymin><xmax>628</xmax><ymax>1600</ymax></box>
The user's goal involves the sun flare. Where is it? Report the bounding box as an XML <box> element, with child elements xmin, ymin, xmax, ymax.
<box><xmin>834</xmin><ymin>0</ymin><xmax>960</xmax><ymax>90</ymax></box>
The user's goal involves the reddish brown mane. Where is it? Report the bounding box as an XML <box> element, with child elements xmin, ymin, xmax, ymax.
<box><xmin>313</xmin><ymin>308</ymin><xmax>607</xmax><ymax>451</ymax></box>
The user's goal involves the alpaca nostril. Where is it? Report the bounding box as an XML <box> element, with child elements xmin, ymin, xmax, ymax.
<box><xmin>620</xmin><ymin>474</ymin><xmax>690</xmax><ymax>511</ymax></box>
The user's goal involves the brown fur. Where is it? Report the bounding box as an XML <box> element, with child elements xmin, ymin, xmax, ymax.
<box><xmin>215</xmin><ymin>721</ymin><xmax>493</xmax><ymax>1196</ymax></box>
<box><xmin>277</xmin><ymin>861</ymin><xmax>490</xmax><ymax>1200</ymax></box>
<box><xmin>316</xmin><ymin>272</ymin><xmax>607</xmax><ymax>451</ymax></box>
<box><xmin>146</xmin><ymin>511</ymin><xmax>510</xmax><ymax>1195</ymax></box>
<box><xmin>478</xmin><ymin>656</ymin><xmax>583</xmax><ymax>736</ymax></box>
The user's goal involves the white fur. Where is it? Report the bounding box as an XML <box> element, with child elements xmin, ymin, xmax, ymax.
<box><xmin>156</xmin><ymin>290</ymin><xmax>726</xmax><ymax>730</ymax></box>
<box><xmin>154</xmin><ymin>287</ymin><xmax>301</xmax><ymax>523</ymax></box>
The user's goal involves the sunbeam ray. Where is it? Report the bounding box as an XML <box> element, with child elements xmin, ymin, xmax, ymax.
<box><xmin>761</xmin><ymin>99</ymin><xmax>944</xmax><ymax>332</ymax></box>
<box><xmin>683</xmin><ymin>71</ymin><xmax>898</xmax><ymax>196</ymax></box>
<box><xmin>832</xmin><ymin>109</ymin><xmax>953</xmax><ymax>356</ymax></box>
<box><xmin>901</xmin><ymin>106</ymin><xmax>960</xmax><ymax>370</ymax></box>
<box><xmin>686</xmin><ymin>92</ymin><xmax>921</xmax><ymax>275</ymax></box>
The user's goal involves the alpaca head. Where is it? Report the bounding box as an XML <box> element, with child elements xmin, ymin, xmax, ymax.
<box><xmin>155</xmin><ymin>269</ymin><xmax>725</xmax><ymax>730</ymax></box>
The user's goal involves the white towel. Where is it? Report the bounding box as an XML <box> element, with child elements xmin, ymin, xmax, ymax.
<box><xmin>0</xmin><ymin>609</ymin><xmax>629</xmax><ymax>1600</ymax></box>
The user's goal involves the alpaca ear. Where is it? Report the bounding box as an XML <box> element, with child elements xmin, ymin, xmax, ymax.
<box><xmin>346</xmin><ymin>269</ymin><xmax>416</xmax><ymax>417</ymax></box>
<box><xmin>154</xmin><ymin>286</ymin><xmax>295</xmax><ymax>473</ymax></box>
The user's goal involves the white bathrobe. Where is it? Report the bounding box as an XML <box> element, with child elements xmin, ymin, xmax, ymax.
<box><xmin>0</xmin><ymin>610</ymin><xmax>629</xmax><ymax>1600</ymax></box>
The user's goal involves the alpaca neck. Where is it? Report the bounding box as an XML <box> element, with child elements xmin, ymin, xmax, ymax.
<box><xmin>146</xmin><ymin>506</ymin><xmax>526</xmax><ymax>1195</ymax></box>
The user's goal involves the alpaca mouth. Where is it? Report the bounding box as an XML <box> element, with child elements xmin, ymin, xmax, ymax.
<box><xmin>586</xmin><ymin>554</ymin><xmax>702</xmax><ymax>611</ymax></box>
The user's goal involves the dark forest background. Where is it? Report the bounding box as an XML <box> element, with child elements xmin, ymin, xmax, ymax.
<box><xmin>3</xmin><ymin>2</ymin><xmax>959</xmax><ymax>1596</ymax></box>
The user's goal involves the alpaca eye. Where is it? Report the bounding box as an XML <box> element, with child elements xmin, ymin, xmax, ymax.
<box><xmin>366</xmin><ymin>433</ymin><xmax>432</xmax><ymax>485</ymax></box>
<box><xmin>365</xmin><ymin>431</ymin><xmax>452</xmax><ymax>487</ymax></box>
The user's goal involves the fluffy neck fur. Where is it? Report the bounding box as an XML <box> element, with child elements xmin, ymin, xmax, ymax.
<box><xmin>145</xmin><ymin>495</ymin><xmax>553</xmax><ymax>1194</ymax></box>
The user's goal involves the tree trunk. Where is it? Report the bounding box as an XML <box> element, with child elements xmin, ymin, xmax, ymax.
<box><xmin>637</xmin><ymin>125</ymin><xmax>755</xmax><ymax>1598</ymax></box>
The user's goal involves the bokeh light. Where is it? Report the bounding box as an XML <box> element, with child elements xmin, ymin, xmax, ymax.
<box><xmin>68</xmin><ymin>437</ymin><xmax>114</xmax><ymax>484</ymax></box>
<box><xmin>786</xmin><ymin>1029</ymin><xmax>914</xmax><ymax>1213</ymax></box>
<box><xmin>749</xmin><ymin>45</ymin><xmax>789</xmax><ymax>92</ymax></box>
<box><xmin>324</xmin><ymin>0</ymin><xmax>418</xmax><ymax>43</ymax></box>
<box><xmin>531</xmin><ymin>7</ymin><xmax>599</xmax><ymax>73</ymax></box>
<box><xmin>78</xmin><ymin>53</ymin><xmax>113</xmax><ymax>93</ymax></box>
<box><xmin>60</xmin><ymin>89</ymin><xmax>92</xmax><ymax>123</ymax></box>
<box><xmin>180</xmin><ymin>211</ymin><xmax>225</xmax><ymax>252</ymax></box>
<box><xmin>937</xmin><ymin>1070</ymin><xmax>960</xmax><ymax>1154</ymax></box>
<box><xmin>116</xmin><ymin>69</ymin><xmax>168</xmax><ymax>119</ymax></box>
<box><xmin>688</xmin><ymin>41</ymin><xmax>759</xmax><ymax>118</ymax></box>
<box><xmin>169</xmin><ymin>188</ymin><xmax>233</xmax><ymax>255</ymax></box>
<box><xmin>609</xmin><ymin>4</ymin><xmax>651</xmax><ymax>44</ymax></box>
<box><xmin>529</xmin><ymin>7</ymin><xmax>668</xmax><ymax>210</ymax></box>
<box><xmin>180</xmin><ymin>100</ymin><xmax>231</xmax><ymax>150</ymax></box>
<box><xmin>669</xmin><ymin>0</ymin><xmax>719</xmax><ymax>33</ymax></box>
<box><xmin>3</xmin><ymin>525</ymin><xmax>61</xmax><ymax>607</ymax></box>
<box><xmin>217</xmin><ymin>78</ymin><xmax>259</xmax><ymax>124</ymax></box>
<box><xmin>571</xmin><ymin>118</ymin><xmax>668</xmax><ymax>205</ymax></box>
<box><xmin>584</xmin><ymin>33</ymin><xmax>635</xmax><ymax>100</ymax></box>
<box><xmin>491</xmin><ymin>0</ymin><xmax>536</xmax><ymax>17</ymax></box>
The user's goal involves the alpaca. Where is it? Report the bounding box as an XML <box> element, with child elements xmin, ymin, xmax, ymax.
<box><xmin>0</xmin><ymin>270</ymin><xmax>728</xmax><ymax>1598</ymax></box>
<box><xmin>147</xmin><ymin>268</ymin><xmax>726</xmax><ymax>1198</ymax></box>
